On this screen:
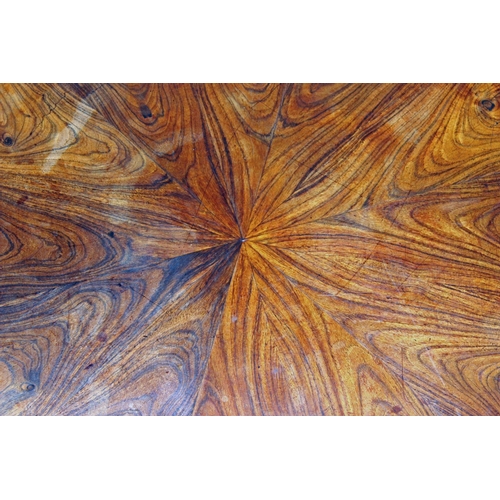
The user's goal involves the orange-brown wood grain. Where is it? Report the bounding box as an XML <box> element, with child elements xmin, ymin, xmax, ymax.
<box><xmin>1</xmin><ymin>83</ymin><xmax>500</xmax><ymax>415</ymax></box>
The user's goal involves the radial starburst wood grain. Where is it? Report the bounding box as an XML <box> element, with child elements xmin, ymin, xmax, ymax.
<box><xmin>1</xmin><ymin>83</ymin><xmax>499</xmax><ymax>415</ymax></box>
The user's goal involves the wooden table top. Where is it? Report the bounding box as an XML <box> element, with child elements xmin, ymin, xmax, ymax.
<box><xmin>1</xmin><ymin>83</ymin><xmax>499</xmax><ymax>415</ymax></box>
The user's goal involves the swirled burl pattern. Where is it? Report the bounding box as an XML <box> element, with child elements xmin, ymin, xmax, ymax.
<box><xmin>1</xmin><ymin>83</ymin><xmax>500</xmax><ymax>415</ymax></box>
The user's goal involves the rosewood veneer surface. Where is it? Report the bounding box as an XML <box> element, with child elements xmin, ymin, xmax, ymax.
<box><xmin>1</xmin><ymin>83</ymin><xmax>500</xmax><ymax>415</ymax></box>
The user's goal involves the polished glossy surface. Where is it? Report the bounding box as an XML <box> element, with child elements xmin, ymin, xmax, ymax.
<box><xmin>1</xmin><ymin>83</ymin><xmax>500</xmax><ymax>415</ymax></box>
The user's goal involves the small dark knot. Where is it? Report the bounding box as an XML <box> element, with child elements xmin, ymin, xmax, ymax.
<box><xmin>481</xmin><ymin>99</ymin><xmax>495</xmax><ymax>111</ymax></box>
<box><xmin>140</xmin><ymin>104</ymin><xmax>153</xmax><ymax>118</ymax></box>
<box><xmin>21</xmin><ymin>383</ymin><xmax>35</xmax><ymax>392</ymax></box>
<box><xmin>3</xmin><ymin>136</ymin><xmax>13</xmax><ymax>146</ymax></box>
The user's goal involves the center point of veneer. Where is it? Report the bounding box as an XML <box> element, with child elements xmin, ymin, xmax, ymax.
<box><xmin>235</xmin><ymin>237</ymin><xmax>247</xmax><ymax>249</ymax></box>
